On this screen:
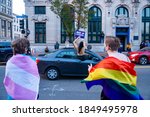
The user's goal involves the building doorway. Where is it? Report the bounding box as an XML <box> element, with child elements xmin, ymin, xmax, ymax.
<box><xmin>116</xmin><ymin>27</ymin><xmax>129</xmax><ymax>51</ymax></box>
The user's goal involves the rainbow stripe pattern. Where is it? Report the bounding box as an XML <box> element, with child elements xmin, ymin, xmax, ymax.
<box><xmin>3</xmin><ymin>54</ymin><xmax>40</xmax><ymax>100</ymax></box>
<box><xmin>82</xmin><ymin>57</ymin><xmax>143</xmax><ymax>100</ymax></box>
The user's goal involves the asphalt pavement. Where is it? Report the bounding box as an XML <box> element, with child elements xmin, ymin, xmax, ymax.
<box><xmin>0</xmin><ymin>64</ymin><xmax>150</xmax><ymax>100</ymax></box>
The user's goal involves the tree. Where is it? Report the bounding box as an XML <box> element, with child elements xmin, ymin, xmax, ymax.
<box><xmin>72</xmin><ymin>0</ymin><xmax>89</xmax><ymax>30</ymax></box>
<box><xmin>50</xmin><ymin>0</ymin><xmax>75</xmax><ymax>42</ymax></box>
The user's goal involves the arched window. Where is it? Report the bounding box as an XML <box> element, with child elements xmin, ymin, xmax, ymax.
<box><xmin>61</xmin><ymin>5</ymin><xmax>75</xmax><ymax>43</ymax></box>
<box><xmin>88</xmin><ymin>6</ymin><xmax>102</xmax><ymax>43</ymax></box>
<box><xmin>115</xmin><ymin>6</ymin><xmax>129</xmax><ymax>17</ymax></box>
<box><xmin>142</xmin><ymin>7</ymin><xmax>150</xmax><ymax>42</ymax></box>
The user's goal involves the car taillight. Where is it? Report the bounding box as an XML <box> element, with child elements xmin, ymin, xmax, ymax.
<box><xmin>36</xmin><ymin>59</ymin><xmax>40</xmax><ymax>64</ymax></box>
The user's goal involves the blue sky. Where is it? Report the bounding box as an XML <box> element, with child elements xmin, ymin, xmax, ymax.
<box><xmin>13</xmin><ymin>0</ymin><xmax>25</xmax><ymax>15</ymax></box>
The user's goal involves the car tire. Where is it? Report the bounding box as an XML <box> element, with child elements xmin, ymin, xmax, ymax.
<box><xmin>45</xmin><ymin>67</ymin><xmax>59</xmax><ymax>80</ymax></box>
<box><xmin>139</xmin><ymin>56</ymin><xmax>148</xmax><ymax>65</ymax></box>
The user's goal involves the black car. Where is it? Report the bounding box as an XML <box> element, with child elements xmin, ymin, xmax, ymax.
<box><xmin>0</xmin><ymin>42</ymin><xmax>13</xmax><ymax>62</ymax></box>
<box><xmin>36</xmin><ymin>48</ymin><xmax>103</xmax><ymax>80</ymax></box>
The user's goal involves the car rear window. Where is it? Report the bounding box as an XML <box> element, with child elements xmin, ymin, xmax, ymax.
<box><xmin>0</xmin><ymin>42</ymin><xmax>11</xmax><ymax>48</ymax></box>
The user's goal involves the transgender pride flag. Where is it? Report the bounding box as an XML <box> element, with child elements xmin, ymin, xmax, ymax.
<box><xmin>3</xmin><ymin>54</ymin><xmax>40</xmax><ymax>100</ymax></box>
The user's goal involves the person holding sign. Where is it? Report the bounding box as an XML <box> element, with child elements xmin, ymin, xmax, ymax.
<box><xmin>73</xmin><ymin>37</ymin><xmax>87</xmax><ymax>55</ymax></box>
<box><xmin>73</xmin><ymin>30</ymin><xmax>87</xmax><ymax>55</ymax></box>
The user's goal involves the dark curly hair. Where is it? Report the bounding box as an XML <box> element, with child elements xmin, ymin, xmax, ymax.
<box><xmin>12</xmin><ymin>38</ymin><xmax>30</xmax><ymax>55</ymax></box>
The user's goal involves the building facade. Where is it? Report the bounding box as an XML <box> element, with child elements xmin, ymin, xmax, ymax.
<box><xmin>0</xmin><ymin>0</ymin><xmax>13</xmax><ymax>41</ymax></box>
<box><xmin>12</xmin><ymin>13</ymin><xmax>22</xmax><ymax>40</ymax></box>
<box><xmin>24</xmin><ymin>0</ymin><xmax>150</xmax><ymax>52</ymax></box>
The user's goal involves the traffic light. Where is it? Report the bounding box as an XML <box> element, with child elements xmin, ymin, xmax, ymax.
<box><xmin>19</xmin><ymin>19</ymin><xmax>24</xmax><ymax>29</ymax></box>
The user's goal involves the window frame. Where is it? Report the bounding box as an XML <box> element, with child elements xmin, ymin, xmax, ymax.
<box><xmin>34</xmin><ymin>6</ymin><xmax>46</xmax><ymax>15</ymax></box>
<box><xmin>35</xmin><ymin>22</ymin><xmax>46</xmax><ymax>43</ymax></box>
<box><xmin>142</xmin><ymin>7</ymin><xmax>150</xmax><ymax>42</ymax></box>
<box><xmin>88</xmin><ymin>6</ymin><xmax>102</xmax><ymax>43</ymax></box>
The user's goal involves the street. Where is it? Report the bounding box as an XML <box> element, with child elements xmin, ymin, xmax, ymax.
<box><xmin>0</xmin><ymin>64</ymin><xmax>150</xmax><ymax>100</ymax></box>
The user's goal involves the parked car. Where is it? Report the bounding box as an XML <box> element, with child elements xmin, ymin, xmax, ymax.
<box><xmin>0</xmin><ymin>41</ymin><xmax>13</xmax><ymax>62</ymax></box>
<box><xmin>36</xmin><ymin>48</ymin><xmax>103</xmax><ymax>80</ymax></box>
<box><xmin>128</xmin><ymin>47</ymin><xmax>150</xmax><ymax>65</ymax></box>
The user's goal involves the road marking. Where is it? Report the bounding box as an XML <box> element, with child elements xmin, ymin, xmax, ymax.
<box><xmin>43</xmin><ymin>84</ymin><xmax>64</xmax><ymax>97</ymax></box>
<box><xmin>135</xmin><ymin>65</ymin><xmax>150</xmax><ymax>68</ymax></box>
<box><xmin>49</xmin><ymin>84</ymin><xmax>64</xmax><ymax>96</ymax></box>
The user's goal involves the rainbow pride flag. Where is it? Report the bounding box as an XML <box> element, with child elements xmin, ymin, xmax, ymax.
<box><xmin>82</xmin><ymin>57</ymin><xmax>143</xmax><ymax>100</ymax></box>
<box><xmin>3</xmin><ymin>54</ymin><xmax>40</xmax><ymax>100</ymax></box>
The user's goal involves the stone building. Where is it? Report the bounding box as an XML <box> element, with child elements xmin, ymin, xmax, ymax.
<box><xmin>0</xmin><ymin>0</ymin><xmax>13</xmax><ymax>41</ymax></box>
<box><xmin>12</xmin><ymin>13</ymin><xmax>22</xmax><ymax>40</ymax></box>
<box><xmin>24</xmin><ymin>0</ymin><xmax>150</xmax><ymax>52</ymax></box>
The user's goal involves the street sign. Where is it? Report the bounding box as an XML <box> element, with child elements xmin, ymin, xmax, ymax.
<box><xmin>16</xmin><ymin>15</ymin><xmax>28</xmax><ymax>18</ymax></box>
<box><xmin>74</xmin><ymin>30</ymin><xmax>85</xmax><ymax>39</ymax></box>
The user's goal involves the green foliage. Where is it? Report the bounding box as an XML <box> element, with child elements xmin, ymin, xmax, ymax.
<box><xmin>50</xmin><ymin>0</ymin><xmax>90</xmax><ymax>40</ymax></box>
<box><xmin>72</xmin><ymin>0</ymin><xmax>89</xmax><ymax>29</ymax></box>
<box><xmin>50</xmin><ymin>0</ymin><xmax>74</xmax><ymax>40</ymax></box>
<box><xmin>61</xmin><ymin>4</ymin><xmax>75</xmax><ymax>38</ymax></box>
<box><xmin>50</xmin><ymin>0</ymin><xmax>64</xmax><ymax>18</ymax></box>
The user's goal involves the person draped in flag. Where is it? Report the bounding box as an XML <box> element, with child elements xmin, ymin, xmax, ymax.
<box><xmin>3</xmin><ymin>38</ymin><xmax>40</xmax><ymax>100</ymax></box>
<box><xmin>82</xmin><ymin>36</ymin><xmax>143</xmax><ymax>100</ymax></box>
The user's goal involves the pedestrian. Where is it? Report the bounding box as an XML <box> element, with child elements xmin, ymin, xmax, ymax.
<box><xmin>126</xmin><ymin>42</ymin><xmax>131</xmax><ymax>52</ymax></box>
<box><xmin>81</xmin><ymin>36</ymin><xmax>143</xmax><ymax>100</ymax></box>
<box><xmin>140</xmin><ymin>41</ymin><xmax>145</xmax><ymax>49</ymax></box>
<box><xmin>3</xmin><ymin>38</ymin><xmax>40</xmax><ymax>100</ymax></box>
<box><xmin>45</xmin><ymin>46</ymin><xmax>49</xmax><ymax>53</ymax></box>
<box><xmin>54</xmin><ymin>41</ymin><xmax>59</xmax><ymax>50</ymax></box>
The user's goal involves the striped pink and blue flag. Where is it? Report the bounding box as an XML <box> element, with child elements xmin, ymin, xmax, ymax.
<box><xmin>3</xmin><ymin>54</ymin><xmax>40</xmax><ymax>100</ymax></box>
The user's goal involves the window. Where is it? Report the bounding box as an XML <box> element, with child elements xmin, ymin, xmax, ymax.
<box><xmin>115</xmin><ymin>6</ymin><xmax>129</xmax><ymax>17</ymax></box>
<box><xmin>88</xmin><ymin>6</ymin><xmax>102</xmax><ymax>43</ymax></box>
<box><xmin>132</xmin><ymin>0</ymin><xmax>140</xmax><ymax>3</ymax></box>
<box><xmin>56</xmin><ymin>51</ymin><xmax>77</xmax><ymax>59</ymax></box>
<box><xmin>105</xmin><ymin>0</ymin><xmax>112</xmax><ymax>3</ymax></box>
<box><xmin>35</xmin><ymin>22</ymin><xmax>46</xmax><ymax>43</ymax></box>
<box><xmin>142</xmin><ymin>7</ymin><xmax>150</xmax><ymax>42</ymax></box>
<box><xmin>1</xmin><ymin>5</ymin><xmax>6</xmax><ymax>13</ymax></box>
<box><xmin>7</xmin><ymin>8</ymin><xmax>11</xmax><ymax>15</ymax></box>
<box><xmin>14</xmin><ymin>25</ymin><xmax>16</xmax><ymax>31</ymax></box>
<box><xmin>61</xmin><ymin>5</ymin><xmax>75</xmax><ymax>43</ymax></box>
<box><xmin>7</xmin><ymin>0</ymin><xmax>11</xmax><ymax>7</ymax></box>
<box><xmin>7</xmin><ymin>21</ymin><xmax>11</xmax><ymax>38</ymax></box>
<box><xmin>1</xmin><ymin>19</ymin><xmax>6</xmax><ymax>37</ymax></box>
<box><xmin>35</xmin><ymin>6</ymin><xmax>46</xmax><ymax>14</ymax></box>
<box><xmin>1</xmin><ymin>0</ymin><xmax>6</xmax><ymax>4</ymax></box>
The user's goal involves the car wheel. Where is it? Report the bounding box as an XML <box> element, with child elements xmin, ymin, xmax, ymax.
<box><xmin>45</xmin><ymin>67</ymin><xmax>59</xmax><ymax>80</ymax></box>
<box><xmin>139</xmin><ymin>56</ymin><xmax>148</xmax><ymax>65</ymax></box>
